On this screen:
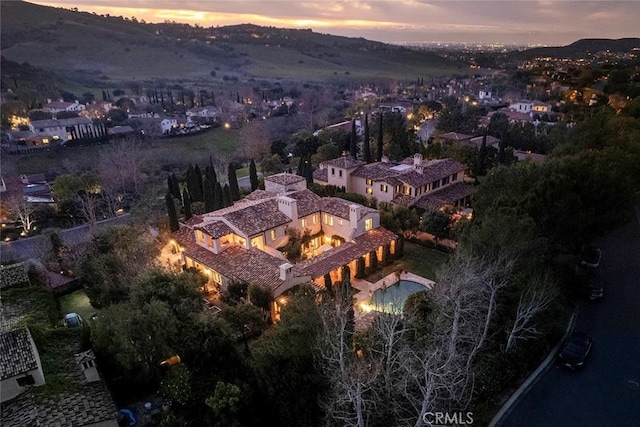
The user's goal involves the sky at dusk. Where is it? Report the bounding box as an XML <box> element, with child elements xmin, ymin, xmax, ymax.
<box><xmin>32</xmin><ymin>0</ymin><xmax>640</xmax><ymax>46</ymax></box>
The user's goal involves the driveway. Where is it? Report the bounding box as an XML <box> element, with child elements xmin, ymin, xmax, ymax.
<box><xmin>500</xmin><ymin>218</ymin><xmax>640</xmax><ymax>426</ymax></box>
<box><xmin>1</xmin><ymin>214</ymin><xmax>131</xmax><ymax>260</ymax></box>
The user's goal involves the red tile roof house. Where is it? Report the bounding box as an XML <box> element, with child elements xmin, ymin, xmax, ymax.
<box><xmin>313</xmin><ymin>154</ymin><xmax>474</xmax><ymax>211</ymax></box>
<box><xmin>173</xmin><ymin>173</ymin><xmax>399</xmax><ymax>315</ymax></box>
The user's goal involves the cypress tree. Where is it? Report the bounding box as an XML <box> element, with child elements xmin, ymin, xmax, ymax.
<box><xmin>214</xmin><ymin>182</ymin><xmax>224</xmax><ymax>210</ymax></box>
<box><xmin>223</xmin><ymin>184</ymin><xmax>233</xmax><ymax>207</ymax></box>
<box><xmin>194</xmin><ymin>164</ymin><xmax>203</xmax><ymax>195</ymax></box>
<box><xmin>249</xmin><ymin>159</ymin><xmax>259</xmax><ymax>191</ymax></box>
<box><xmin>363</xmin><ymin>114</ymin><xmax>372</xmax><ymax>163</ymax></box>
<box><xmin>305</xmin><ymin>161</ymin><xmax>313</xmax><ymax>185</ymax></box>
<box><xmin>377</xmin><ymin>112</ymin><xmax>384</xmax><ymax>161</ymax></box>
<box><xmin>167</xmin><ymin>176</ymin><xmax>173</xmax><ymax>197</ymax></box>
<box><xmin>186</xmin><ymin>165</ymin><xmax>203</xmax><ymax>202</ymax></box>
<box><xmin>170</xmin><ymin>173</ymin><xmax>181</xmax><ymax>199</ymax></box>
<box><xmin>349</xmin><ymin>119</ymin><xmax>357</xmax><ymax>158</ymax></box>
<box><xmin>228</xmin><ymin>162</ymin><xmax>241</xmax><ymax>201</ymax></box>
<box><xmin>203</xmin><ymin>176</ymin><xmax>215</xmax><ymax>213</ymax></box>
<box><xmin>166</xmin><ymin>193</ymin><xmax>179</xmax><ymax>232</ymax></box>
<box><xmin>182</xmin><ymin>188</ymin><xmax>192</xmax><ymax>220</ymax></box>
<box><xmin>207</xmin><ymin>156</ymin><xmax>218</xmax><ymax>185</ymax></box>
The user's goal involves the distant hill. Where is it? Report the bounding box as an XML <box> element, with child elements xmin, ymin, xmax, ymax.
<box><xmin>509</xmin><ymin>38</ymin><xmax>640</xmax><ymax>60</ymax></box>
<box><xmin>0</xmin><ymin>1</ymin><xmax>464</xmax><ymax>84</ymax></box>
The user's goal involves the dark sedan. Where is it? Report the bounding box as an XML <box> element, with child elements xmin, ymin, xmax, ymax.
<box><xmin>557</xmin><ymin>332</ymin><xmax>593</xmax><ymax>370</ymax></box>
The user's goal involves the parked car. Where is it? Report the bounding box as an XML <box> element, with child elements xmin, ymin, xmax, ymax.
<box><xmin>584</xmin><ymin>269</ymin><xmax>604</xmax><ymax>301</ymax></box>
<box><xmin>64</xmin><ymin>312</ymin><xmax>83</xmax><ymax>328</ymax></box>
<box><xmin>581</xmin><ymin>245</ymin><xmax>602</xmax><ymax>269</ymax></box>
<box><xmin>557</xmin><ymin>331</ymin><xmax>593</xmax><ymax>369</ymax></box>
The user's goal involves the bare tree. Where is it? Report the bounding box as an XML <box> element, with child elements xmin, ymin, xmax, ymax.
<box><xmin>98</xmin><ymin>137</ymin><xmax>149</xmax><ymax>195</ymax></box>
<box><xmin>4</xmin><ymin>196</ymin><xmax>35</xmax><ymax>235</ymax></box>
<box><xmin>505</xmin><ymin>277</ymin><xmax>555</xmax><ymax>352</ymax></box>
<box><xmin>239</xmin><ymin>121</ymin><xmax>270</xmax><ymax>161</ymax></box>
<box><xmin>77</xmin><ymin>192</ymin><xmax>101</xmax><ymax>230</ymax></box>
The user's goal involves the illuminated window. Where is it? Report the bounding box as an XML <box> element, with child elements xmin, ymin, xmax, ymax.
<box><xmin>395</xmin><ymin>185</ymin><xmax>400</xmax><ymax>193</ymax></box>
<box><xmin>403</xmin><ymin>186</ymin><xmax>411</xmax><ymax>195</ymax></box>
<box><xmin>197</xmin><ymin>230</ymin><xmax>205</xmax><ymax>243</ymax></box>
<box><xmin>42</xmin><ymin>138</ymin><xmax>49</xmax><ymax>144</ymax></box>
<box><xmin>313</xmin><ymin>214</ymin><xmax>318</xmax><ymax>224</ymax></box>
<box><xmin>270</xmin><ymin>229</ymin><xmax>276</xmax><ymax>240</ymax></box>
<box><xmin>366</xmin><ymin>187</ymin><xmax>373</xmax><ymax>195</ymax></box>
<box><xmin>323</xmin><ymin>214</ymin><xmax>333</xmax><ymax>226</ymax></box>
<box><xmin>302</xmin><ymin>218</ymin><xmax>307</xmax><ymax>228</ymax></box>
<box><xmin>366</xmin><ymin>179</ymin><xmax>373</xmax><ymax>185</ymax></box>
<box><xmin>365</xmin><ymin>218</ymin><xmax>373</xmax><ymax>231</ymax></box>
<box><xmin>339</xmin><ymin>219</ymin><xmax>343</xmax><ymax>226</ymax></box>
<box><xmin>380</xmin><ymin>184</ymin><xmax>388</xmax><ymax>192</ymax></box>
<box><xmin>206</xmin><ymin>235</ymin><xmax>213</xmax><ymax>248</ymax></box>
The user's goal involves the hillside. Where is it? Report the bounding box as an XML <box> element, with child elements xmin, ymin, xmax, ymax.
<box><xmin>509</xmin><ymin>38</ymin><xmax>640</xmax><ymax>60</ymax></box>
<box><xmin>0</xmin><ymin>1</ymin><xmax>465</xmax><ymax>83</ymax></box>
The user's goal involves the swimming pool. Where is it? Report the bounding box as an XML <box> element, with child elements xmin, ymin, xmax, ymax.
<box><xmin>370</xmin><ymin>280</ymin><xmax>429</xmax><ymax>313</ymax></box>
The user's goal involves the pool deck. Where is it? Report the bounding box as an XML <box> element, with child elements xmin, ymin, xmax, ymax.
<box><xmin>352</xmin><ymin>271</ymin><xmax>435</xmax><ymax>303</ymax></box>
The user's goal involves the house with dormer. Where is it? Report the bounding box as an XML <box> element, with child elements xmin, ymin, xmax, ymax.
<box><xmin>313</xmin><ymin>154</ymin><xmax>473</xmax><ymax>211</ymax></box>
<box><xmin>172</xmin><ymin>173</ymin><xmax>398</xmax><ymax>301</ymax></box>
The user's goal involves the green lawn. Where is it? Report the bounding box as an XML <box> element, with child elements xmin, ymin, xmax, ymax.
<box><xmin>8</xmin><ymin>127</ymin><xmax>242</xmax><ymax>176</ymax></box>
<box><xmin>365</xmin><ymin>241</ymin><xmax>449</xmax><ymax>283</ymax></box>
<box><xmin>59</xmin><ymin>289</ymin><xmax>96</xmax><ymax>322</ymax></box>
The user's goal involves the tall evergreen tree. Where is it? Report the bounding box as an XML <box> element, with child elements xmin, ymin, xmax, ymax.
<box><xmin>203</xmin><ymin>176</ymin><xmax>215</xmax><ymax>213</ymax></box>
<box><xmin>182</xmin><ymin>188</ymin><xmax>192</xmax><ymax>220</ymax></box>
<box><xmin>223</xmin><ymin>184</ymin><xmax>233</xmax><ymax>207</ymax></box>
<box><xmin>349</xmin><ymin>119</ymin><xmax>357</xmax><ymax>158</ymax></box>
<box><xmin>228</xmin><ymin>163</ymin><xmax>241</xmax><ymax>201</ymax></box>
<box><xmin>214</xmin><ymin>182</ymin><xmax>224</xmax><ymax>210</ymax></box>
<box><xmin>194</xmin><ymin>165</ymin><xmax>204</xmax><ymax>196</ymax></box>
<box><xmin>377</xmin><ymin>112</ymin><xmax>384</xmax><ymax>161</ymax></box>
<box><xmin>363</xmin><ymin>114</ymin><xmax>372</xmax><ymax>163</ymax></box>
<box><xmin>186</xmin><ymin>165</ymin><xmax>203</xmax><ymax>202</ymax></box>
<box><xmin>165</xmin><ymin>193</ymin><xmax>179</xmax><ymax>232</ymax></box>
<box><xmin>167</xmin><ymin>176</ymin><xmax>173</xmax><ymax>198</ymax></box>
<box><xmin>207</xmin><ymin>156</ymin><xmax>218</xmax><ymax>185</ymax></box>
<box><xmin>475</xmin><ymin>133</ymin><xmax>489</xmax><ymax>177</ymax></box>
<box><xmin>170</xmin><ymin>173</ymin><xmax>181</xmax><ymax>199</ymax></box>
<box><xmin>249</xmin><ymin>159</ymin><xmax>259</xmax><ymax>191</ymax></box>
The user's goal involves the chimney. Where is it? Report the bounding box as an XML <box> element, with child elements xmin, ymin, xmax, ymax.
<box><xmin>46</xmin><ymin>98</ymin><xmax>52</xmax><ymax>104</ymax></box>
<box><xmin>279</xmin><ymin>263</ymin><xmax>294</xmax><ymax>280</ymax></box>
<box><xmin>349</xmin><ymin>204</ymin><xmax>362</xmax><ymax>227</ymax></box>
<box><xmin>413</xmin><ymin>153</ymin><xmax>423</xmax><ymax>173</ymax></box>
<box><xmin>277</xmin><ymin>196</ymin><xmax>298</xmax><ymax>220</ymax></box>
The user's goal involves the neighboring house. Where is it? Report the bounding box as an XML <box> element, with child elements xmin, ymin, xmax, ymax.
<box><xmin>435</xmin><ymin>132</ymin><xmax>473</xmax><ymax>144</ymax></box>
<box><xmin>81</xmin><ymin>101</ymin><xmax>112</xmax><ymax>119</ymax></box>
<box><xmin>107</xmin><ymin>125</ymin><xmax>136</xmax><ymax>139</ymax></box>
<box><xmin>313</xmin><ymin>154</ymin><xmax>473</xmax><ymax>211</ymax></box>
<box><xmin>0</xmin><ymin>328</ymin><xmax>46</xmax><ymax>402</ymax></box>
<box><xmin>467</xmin><ymin>135</ymin><xmax>501</xmax><ymax>150</ymax></box>
<box><xmin>532</xmin><ymin>100</ymin><xmax>552</xmax><ymax>113</ymax></box>
<box><xmin>186</xmin><ymin>105</ymin><xmax>220</xmax><ymax>122</ymax></box>
<box><xmin>514</xmin><ymin>150</ymin><xmax>547</xmax><ymax>163</ymax></box>
<box><xmin>479</xmin><ymin>90</ymin><xmax>492</xmax><ymax>100</ymax></box>
<box><xmin>173</xmin><ymin>173</ymin><xmax>399</xmax><ymax>305</ymax></box>
<box><xmin>44</xmin><ymin>99</ymin><xmax>86</xmax><ymax>115</ymax></box>
<box><xmin>509</xmin><ymin>100</ymin><xmax>534</xmax><ymax>114</ymax></box>
<box><xmin>313</xmin><ymin>119</ymin><xmax>362</xmax><ymax>137</ymax></box>
<box><xmin>29</xmin><ymin>117</ymin><xmax>100</xmax><ymax>141</ymax></box>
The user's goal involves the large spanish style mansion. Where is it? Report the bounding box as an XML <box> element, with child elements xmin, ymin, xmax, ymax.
<box><xmin>172</xmin><ymin>173</ymin><xmax>399</xmax><ymax>306</ymax></box>
<box><xmin>313</xmin><ymin>154</ymin><xmax>473</xmax><ymax>211</ymax></box>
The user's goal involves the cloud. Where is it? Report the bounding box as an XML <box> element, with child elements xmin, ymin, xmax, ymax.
<box><xmin>32</xmin><ymin>0</ymin><xmax>640</xmax><ymax>44</ymax></box>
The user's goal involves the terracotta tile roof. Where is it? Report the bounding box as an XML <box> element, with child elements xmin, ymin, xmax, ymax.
<box><xmin>312</xmin><ymin>168</ymin><xmax>328</xmax><ymax>182</ymax></box>
<box><xmin>321</xmin><ymin>156</ymin><xmax>366</xmax><ymax>169</ymax></box>
<box><xmin>351</xmin><ymin>162</ymin><xmax>400</xmax><ymax>180</ymax></box>
<box><xmin>412</xmin><ymin>182</ymin><xmax>475</xmax><ymax>210</ymax></box>
<box><xmin>241</xmin><ymin>190</ymin><xmax>276</xmax><ymax>201</ymax></box>
<box><xmin>264</xmin><ymin>173</ymin><xmax>306</xmax><ymax>186</ymax></box>
<box><xmin>198</xmin><ymin>221</ymin><xmax>234</xmax><ymax>238</ymax></box>
<box><xmin>398</xmin><ymin>159</ymin><xmax>466</xmax><ymax>188</ymax></box>
<box><xmin>438</xmin><ymin>132</ymin><xmax>473</xmax><ymax>141</ymax></box>
<box><xmin>0</xmin><ymin>328</ymin><xmax>38</xmax><ymax>380</ymax></box>
<box><xmin>223</xmin><ymin>199</ymin><xmax>291</xmax><ymax>236</ymax></box>
<box><xmin>294</xmin><ymin>228</ymin><xmax>397</xmax><ymax>279</ymax></box>
<box><xmin>181</xmin><ymin>240</ymin><xmax>288</xmax><ymax>292</ymax></box>
<box><xmin>286</xmin><ymin>189</ymin><xmax>321</xmax><ymax>217</ymax></box>
<box><xmin>321</xmin><ymin>197</ymin><xmax>376</xmax><ymax>220</ymax></box>
<box><xmin>391</xmin><ymin>194</ymin><xmax>413</xmax><ymax>206</ymax></box>
<box><xmin>45</xmin><ymin>101</ymin><xmax>75</xmax><ymax>109</ymax></box>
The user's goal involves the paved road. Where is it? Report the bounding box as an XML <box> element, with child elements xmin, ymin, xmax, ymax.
<box><xmin>501</xmin><ymin>219</ymin><xmax>640</xmax><ymax>426</ymax></box>
<box><xmin>1</xmin><ymin>214</ymin><xmax>131</xmax><ymax>260</ymax></box>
